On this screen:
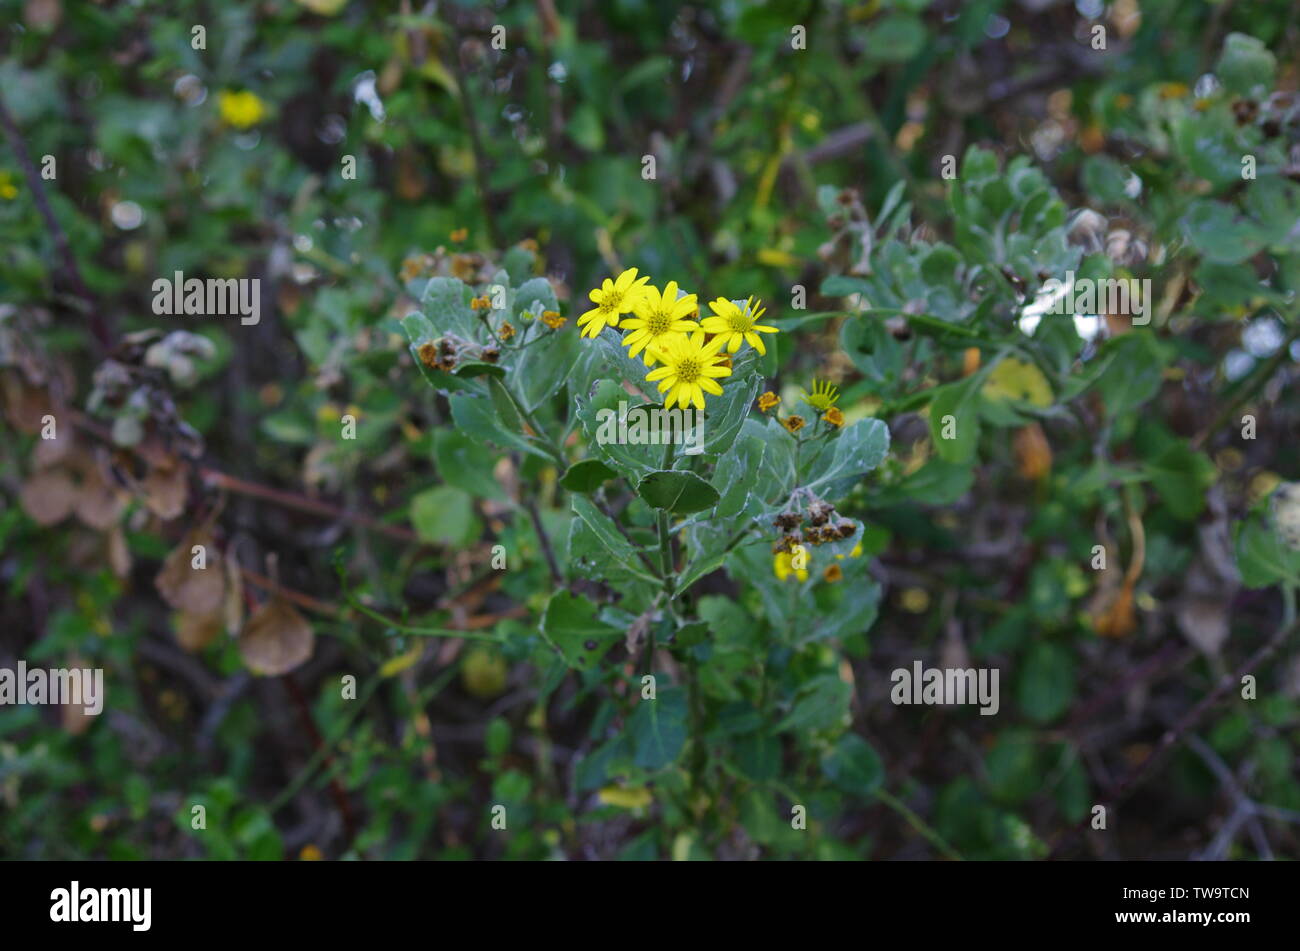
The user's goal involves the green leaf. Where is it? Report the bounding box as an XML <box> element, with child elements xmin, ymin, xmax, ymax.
<box><xmin>712</xmin><ymin>432</ymin><xmax>767</xmax><ymax>519</ymax></box>
<box><xmin>1216</xmin><ymin>32</ymin><xmax>1276</xmax><ymax>96</ymax></box>
<box><xmin>448</xmin><ymin>392</ymin><xmax>549</xmax><ymax>460</ymax></box>
<box><xmin>629</xmin><ymin>687</ymin><xmax>688</xmax><ymax>770</ymax></box>
<box><xmin>410</xmin><ymin>486</ymin><xmax>481</xmax><ymax>547</ymax></box>
<box><xmin>539</xmin><ymin>590</ymin><xmax>623</xmax><ymax>671</ymax></box>
<box><xmin>1235</xmin><ymin>513</ymin><xmax>1300</xmax><ymax>589</ymax></box>
<box><xmin>822</xmin><ymin>734</ymin><xmax>884</xmax><ymax>797</ymax></box>
<box><xmin>1017</xmin><ymin>642</ymin><xmax>1075</xmax><ymax>724</ymax></box>
<box><xmin>928</xmin><ymin>374</ymin><xmax>982</xmax><ymax>464</ymax></box>
<box><xmin>702</xmin><ymin>373</ymin><xmax>761</xmax><ymax>455</ymax></box>
<box><xmin>487</xmin><ymin>376</ymin><xmax>525</xmax><ymax>433</ymax></box>
<box><xmin>802</xmin><ymin>417</ymin><xmax>890</xmax><ymax>497</ymax></box>
<box><xmin>636</xmin><ymin>470</ymin><xmax>721</xmax><ymax>514</ymax></box>
<box><xmin>776</xmin><ymin>674</ymin><xmax>851</xmax><ymax>733</ymax></box>
<box><xmin>575</xmin><ymin>379</ymin><xmax>660</xmax><ymax>478</ymax></box>
<box><xmin>1144</xmin><ymin>442</ymin><xmax>1214</xmax><ymax>521</ymax></box>
<box><xmin>559</xmin><ymin>458</ymin><xmax>617</xmax><ymax>493</ymax></box>
<box><xmin>569</xmin><ymin>495</ymin><xmax>657</xmax><ymax>583</ymax></box>
<box><xmin>433</xmin><ymin>430</ymin><xmax>505</xmax><ymax>500</ymax></box>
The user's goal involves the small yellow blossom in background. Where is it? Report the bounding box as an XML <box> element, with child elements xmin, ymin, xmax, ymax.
<box><xmin>598</xmin><ymin>785</ymin><xmax>653</xmax><ymax>809</ymax></box>
<box><xmin>299</xmin><ymin>844</ymin><xmax>324</xmax><ymax>861</ymax></box>
<box><xmin>822</xmin><ymin>406</ymin><xmax>845</xmax><ymax>428</ymax></box>
<box><xmin>541</xmin><ymin>310</ymin><xmax>566</xmax><ymax>328</ymax></box>
<box><xmin>823</xmin><ymin>563</ymin><xmax>843</xmax><ymax>583</ymax></box>
<box><xmin>645</xmin><ymin>330</ymin><xmax>732</xmax><ymax>410</ymax></box>
<box><xmin>774</xmin><ymin>551</ymin><xmax>808</xmax><ymax>582</ymax></box>
<box><xmin>217</xmin><ymin>89</ymin><xmax>267</xmax><ymax>129</ymax></box>
<box><xmin>782</xmin><ymin>415</ymin><xmax>805</xmax><ymax>433</ymax></box>
<box><xmin>498</xmin><ymin>321</ymin><xmax>515</xmax><ymax>341</ymax></box>
<box><xmin>757</xmin><ymin>391</ymin><xmax>779</xmax><ymax>413</ymax></box>
<box><xmin>577</xmin><ymin>267</ymin><xmax>651</xmax><ymax>338</ymax></box>
<box><xmin>449</xmin><ymin>227</ymin><xmax>468</xmax><ymax>242</ymax></box>
<box><xmin>0</xmin><ymin>171</ymin><xmax>18</xmax><ymax>201</ymax></box>
<box><xmin>619</xmin><ymin>280</ymin><xmax>700</xmax><ymax>365</ymax></box>
<box><xmin>900</xmin><ymin>587</ymin><xmax>930</xmax><ymax>613</ymax></box>
<box><xmin>470</xmin><ymin>295</ymin><xmax>492</xmax><ymax>310</ymax></box>
<box><xmin>701</xmin><ymin>296</ymin><xmax>779</xmax><ymax>355</ymax></box>
<box><xmin>835</xmin><ymin>541</ymin><xmax>864</xmax><ymax>561</ymax></box>
<box><xmin>800</xmin><ymin>378</ymin><xmax>840</xmax><ymax>411</ymax></box>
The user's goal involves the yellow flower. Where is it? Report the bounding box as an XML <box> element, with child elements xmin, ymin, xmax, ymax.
<box><xmin>217</xmin><ymin>90</ymin><xmax>266</xmax><ymax>129</ymax></box>
<box><xmin>541</xmin><ymin>310</ymin><xmax>566</xmax><ymax>329</ymax></box>
<box><xmin>782</xmin><ymin>415</ymin><xmax>805</xmax><ymax>433</ymax></box>
<box><xmin>498</xmin><ymin>321</ymin><xmax>515</xmax><ymax>341</ymax></box>
<box><xmin>700</xmin><ymin>296</ymin><xmax>779</xmax><ymax>355</ymax></box>
<box><xmin>823</xmin><ymin>563</ymin><xmax>843</xmax><ymax>583</ymax></box>
<box><xmin>619</xmin><ymin>281</ymin><xmax>700</xmax><ymax>364</ymax></box>
<box><xmin>801</xmin><ymin>378</ymin><xmax>840</xmax><ymax>411</ymax></box>
<box><xmin>0</xmin><ymin>171</ymin><xmax>17</xmax><ymax>201</ymax></box>
<box><xmin>299</xmin><ymin>844</ymin><xmax>324</xmax><ymax>861</ymax></box>
<box><xmin>644</xmin><ymin>330</ymin><xmax>732</xmax><ymax>410</ymax></box>
<box><xmin>835</xmin><ymin>541</ymin><xmax>864</xmax><ymax>561</ymax></box>
<box><xmin>757</xmin><ymin>391</ymin><xmax>780</xmax><ymax>413</ymax></box>
<box><xmin>449</xmin><ymin>227</ymin><xmax>468</xmax><ymax>242</ymax></box>
<box><xmin>598</xmin><ymin>785</ymin><xmax>653</xmax><ymax>809</ymax></box>
<box><xmin>577</xmin><ymin>267</ymin><xmax>651</xmax><ymax>338</ymax></box>
<box><xmin>822</xmin><ymin>406</ymin><xmax>845</xmax><ymax>428</ymax></box>
<box><xmin>774</xmin><ymin>551</ymin><xmax>809</xmax><ymax>582</ymax></box>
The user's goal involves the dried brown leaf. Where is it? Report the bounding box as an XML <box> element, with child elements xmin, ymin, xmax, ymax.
<box><xmin>19</xmin><ymin>469</ymin><xmax>77</xmax><ymax>525</ymax></box>
<box><xmin>238</xmin><ymin>598</ymin><xmax>314</xmax><ymax>676</ymax></box>
<box><xmin>155</xmin><ymin>529</ymin><xmax>224</xmax><ymax>615</ymax></box>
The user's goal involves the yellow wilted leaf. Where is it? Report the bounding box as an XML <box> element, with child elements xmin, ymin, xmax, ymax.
<box><xmin>757</xmin><ymin>248</ymin><xmax>800</xmax><ymax>268</ymax></box>
<box><xmin>598</xmin><ymin>785</ymin><xmax>653</xmax><ymax>809</ymax></box>
<box><xmin>461</xmin><ymin>646</ymin><xmax>507</xmax><ymax>698</ymax></box>
<box><xmin>1013</xmin><ymin>423</ymin><xmax>1053</xmax><ymax>480</ymax></box>
<box><xmin>982</xmin><ymin>357</ymin><xmax>1053</xmax><ymax>408</ymax></box>
<box><xmin>238</xmin><ymin>598</ymin><xmax>315</xmax><ymax>676</ymax></box>
<box><xmin>294</xmin><ymin>0</ymin><xmax>349</xmax><ymax>15</ymax></box>
<box><xmin>379</xmin><ymin>643</ymin><xmax>423</xmax><ymax>678</ymax></box>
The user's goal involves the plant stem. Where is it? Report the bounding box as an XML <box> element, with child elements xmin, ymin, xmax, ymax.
<box><xmin>875</xmin><ymin>788</ymin><xmax>963</xmax><ymax>861</ymax></box>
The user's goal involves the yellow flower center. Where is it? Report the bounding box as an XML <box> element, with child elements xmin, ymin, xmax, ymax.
<box><xmin>603</xmin><ymin>290</ymin><xmax>624</xmax><ymax>312</ymax></box>
<box><xmin>645</xmin><ymin>308</ymin><xmax>673</xmax><ymax>335</ymax></box>
<box><xmin>676</xmin><ymin>357</ymin><xmax>701</xmax><ymax>383</ymax></box>
<box><xmin>726</xmin><ymin>308</ymin><xmax>753</xmax><ymax>333</ymax></box>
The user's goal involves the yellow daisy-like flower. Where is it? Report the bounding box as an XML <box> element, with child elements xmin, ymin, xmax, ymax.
<box><xmin>498</xmin><ymin>321</ymin><xmax>515</xmax><ymax>341</ymax></box>
<box><xmin>541</xmin><ymin>310</ymin><xmax>566</xmax><ymax>329</ymax></box>
<box><xmin>801</xmin><ymin>378</ymin><xmax>840</xmax><ymax>411</ymax></box>
<box><xmin>782</xmin><ymin>415</ymin><xmax>805</xmax><ymax>433</ymax></box>
<box><xmin>700</xmin><ymin>296</ymin><xmax>779</xmax><ymax>355</ymax></box>
<box><xmin>577</xmin><ymin>267</ymin><xmax>651</xmax><ymax>339</ymax></box>
<box><xmin>217</xmin><ymin>90</ymin><xmax>267</xmax><ymax>129</ymax></box>
<box><xmin>619</xmin><ymin>281</ymin><xmax>700</xmax><ymax>364</ymax></box>
<box><xmin>774</xmin><ymin>551</ymin><xmax>809</xmax><ymax>582</ymax></box>
<box><xmin>644</xmin><ymin>331</ymin><xmax>732</xmax><ymax>410</ymax></box>
<box><xmin>757</xmin><ymin>391</ymin><xmax>780</xmax><ymax>413</ymax></box>
<box><xmin>822</xmin><ymin>406</ymin><xmax>845</xmax><ymax>428</ymax></box>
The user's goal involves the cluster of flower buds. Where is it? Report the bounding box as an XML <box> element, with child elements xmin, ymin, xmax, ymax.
<box><xmin>415</xmin><ymin>333</ymin><xmax>500</xmax><ymax>373</ymax></box>
<box><xmin>771</xmin><ymin>490</ymin><xmax>855</xmax><ymax>553</ymax></box>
